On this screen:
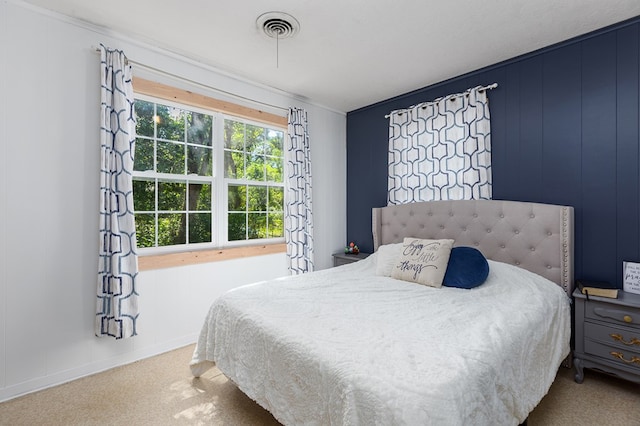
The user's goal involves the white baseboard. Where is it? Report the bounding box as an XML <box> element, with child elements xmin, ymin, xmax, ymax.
<box><xmin>0</xmin><ymin>333</ymin><xmax>198</xmax><ymax>403</ymax></box>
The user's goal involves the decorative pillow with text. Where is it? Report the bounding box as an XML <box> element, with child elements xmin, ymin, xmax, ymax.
<box><xmin>391</xmin><ymin>238</ymin><xmax>454</xmax><ymax>287</ymax></box>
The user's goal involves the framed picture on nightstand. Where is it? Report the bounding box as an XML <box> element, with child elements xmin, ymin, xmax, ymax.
<box><xmin>623</xmin><ymin>261</ymin><xmax>640</xmax><ymax>295</ymax></box>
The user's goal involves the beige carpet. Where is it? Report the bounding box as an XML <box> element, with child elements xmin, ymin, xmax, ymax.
<box><xmin>1</xmin><ymin>344</ymin><xmax>638</xmax><ymax>425</ymax></box>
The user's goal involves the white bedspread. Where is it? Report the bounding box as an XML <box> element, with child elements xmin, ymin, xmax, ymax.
<box><xmin>190</xmin><ymin>254</ymin><xmax>570</xmax><ymax>426</ymax></box>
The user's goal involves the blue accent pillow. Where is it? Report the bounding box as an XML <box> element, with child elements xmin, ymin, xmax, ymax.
<box><xmin>442</xmin><ymin>247</ymin><xmax>489</xmax><ymax>289</ymax></box>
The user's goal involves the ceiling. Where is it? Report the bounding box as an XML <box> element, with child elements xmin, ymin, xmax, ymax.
<box><xmin>21</xmin><ymin>0</ymin><xmax>640</xmax><ymax>112</ymax></box>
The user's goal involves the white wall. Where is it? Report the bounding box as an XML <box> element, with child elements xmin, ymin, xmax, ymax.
<box><xmin>0</xmin><ymin>0</ymin><xmax>346</xmax><ymax>402</ymax></box>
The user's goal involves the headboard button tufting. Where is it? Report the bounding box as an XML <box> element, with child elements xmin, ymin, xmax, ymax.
<box><xmin>372</xmin><ymin>200</ymin><xmax>574</xmax><ymax>297</ymax></box>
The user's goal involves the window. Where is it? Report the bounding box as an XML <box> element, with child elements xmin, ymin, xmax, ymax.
<box><xmin>132</xmin><ymin>95</ymin><xmax>285</xmax><ymax>252</ymax></box>
<box><xmin>224</xmin><ymin>120</ymin><xmax>285</xmax><ymax>241</ymax></box>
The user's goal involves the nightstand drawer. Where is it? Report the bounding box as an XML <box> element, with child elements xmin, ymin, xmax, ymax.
<box><xmin>585</xmin><ymin>303</ymin><xmax>640</xmax><ymax>330</ymax></box>
<box><xmin>573</xmin><ymin>288</ymin><xmax>640</xmax><ymax>384</ymax></box>
<box><xmin>584</xmin><ymin>339</ymin><xmax>640</xmax><ymax>371</ymax></box>
<box><xmin>584</xmin><ymin>322</ymin><xmax>640</xmax><ymax>351</ymax></box>
<box><xmin>332</xmin><ymin>252</ymin><xmax>370</xmax><ymax>267</ymax></box>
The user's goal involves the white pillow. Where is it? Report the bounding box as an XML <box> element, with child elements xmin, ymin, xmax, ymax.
<box><xmin>375</xmin><ymin>243</ymin><xmax>404</xmax><ymax>276</ymax></box>
<box><xmin>391</xmin><ymin>238</ymin><xmax>454</xmax><ymax>288</ymax></box>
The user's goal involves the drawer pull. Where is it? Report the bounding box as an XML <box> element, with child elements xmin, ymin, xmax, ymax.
<box><xmin>610</xmin><ymin>334</ymin><xmax>640</xmax><ymax>346</ymax></box>
<box><xmin>623</xmin><ymin>315</ymin><xmax>633</xmax><ymax>323</ymax></box>
<box><xmin>610</xmin><ymin>351</ymin><xmax>640</xmax><ymax>365</ymax></box>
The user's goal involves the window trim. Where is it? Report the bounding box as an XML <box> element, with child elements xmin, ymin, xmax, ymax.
<box><xmin>133</xmin><ymin>78</ymin><xmax>287</xmax><ymax>128</ymax></box>
<box><xmin>138</xmin><ymin>243</ymin><xmax>286</xmax><ymax>271</ymax></box>
<box><xmin>132</xmin><ymin>77</ymin><xmax>288</xmax><ymax>269</ymax></box>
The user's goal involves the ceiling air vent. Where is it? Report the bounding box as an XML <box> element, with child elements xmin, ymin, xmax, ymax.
<box><xmin>257</xmin><ymin>12</ymin><xmax>300</xmax><ymax>39</ymax></box>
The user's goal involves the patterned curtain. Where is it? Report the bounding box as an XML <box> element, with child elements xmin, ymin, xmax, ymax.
<box><xmin>285</xmin><ymin>107</ymin><xmax>314</xmax><ymax>274</ymax></box>
<box><xmin>96</xmin><ymin>45</ymin><xmax>139</xmax><ymax>339</ymax></box>
<box><xmin>387</xmin><ymin>85</ymin><xmax>493</xmax><ymax>205</ymax></box>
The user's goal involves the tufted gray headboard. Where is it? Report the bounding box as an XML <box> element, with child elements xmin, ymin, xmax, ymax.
<box><xmin>372</xmin><ymin>200</ymin><xmax>574</xmax><ymax>296</ymax></box>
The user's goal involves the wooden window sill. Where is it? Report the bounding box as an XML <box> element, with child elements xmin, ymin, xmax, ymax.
<box><xmin>138</xmin><ymin>243</ymin><xmax>286</xmax><ymax>271</ymax></box>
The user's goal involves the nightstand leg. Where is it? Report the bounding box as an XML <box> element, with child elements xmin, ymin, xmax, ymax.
<box><xmin>573</xmin><ymin>357</ymin><xmax>584</xmax><ymax>384</ymax></box>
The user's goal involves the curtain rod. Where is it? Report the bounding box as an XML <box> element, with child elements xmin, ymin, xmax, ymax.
<box><xmin>94</xmin><ymin>46</ymin><xmax>289</xmax><ymax>114</ymax></box>
<box><xmin>385</xmin><ymin>83</ymin><xmax>498</xmax><ymax>118</ymax></box>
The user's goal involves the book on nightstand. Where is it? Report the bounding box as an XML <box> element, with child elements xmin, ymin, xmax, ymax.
<box><xmin>576</xmin><ymin>280</ymin><xmax>619</xmax><ymax>299</ymax></box>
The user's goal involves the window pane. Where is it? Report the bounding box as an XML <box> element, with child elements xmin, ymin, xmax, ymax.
<box><xmin>158</xmin><ymin>213</ymin><xmax>186</xmax><ymax>246</ymax></box>
<box><xmin>158</xmin><ymin>182</ymin><xmax>186</xmax><ymax>211</ymax></box>
<box><xmin>188</xmin><ymin>183</ymin><xmax>211</xmax><ymax>211</ymax></box>
<box><xmin>133</xmin><ymin>179</ymin><xmax>155</xmax><ymax>211</ymax></box>
<box><xmin>268</xmin><ymin>213</ymin><xmax>284</xmax><ymax>238</ymax></box>
<box><xmin>246</xmin><ymin>125</ymin><xmax>265</xmax><ymax>155</ymax></box>
<box><xmin>228</xmin><ymin>185</ymin><xmax>246</xmax><ymax>211</ymax></box>
<box><xmin>224</xmin><ymin>120</ymin><xmax>245</xmax><ymax>150</ymax></box>
<box><xmin>134</xmin><ymin>100</ymin><xmax>155</xmax><ymax>137</ymax></box>
<box><xmin>248</xmin><ymin>213</ymin><xmax>267</xmax><ymax>239</ymax></box>
<box><xmin>224</xmin><ymin>150</ymin><xmax>244</xmax><ymax>178</ymax></box>
<box><xmin>187</xmin><ymin>145</ymin><xmax>213</xmax><ymax>176</ymax></box>
<box><xmin>228</xmin><ymin>213</ymin><xmax>246</xmax><ymax>241</ymax></box>
<box><xmin>134</xmin><ymin>138</ymin><xmax>154</xmax><ymax>172</ymax></box>
<box><xmin>248</xmin><ymin>186</ymin><xmax>267</xmax><ymax>212</ymax></box>
<box><xmin>265</xmin><ymin>129</ymin><xmax>284</xmax><ymax>155</ymax></box>
<box><xmin>135</xmin><ymin>213</ymin><xmax>156</xmax><ymax>248</ymax></box>
<box><xmin>246</xmin><ymin>154</ymin><xmax>265</xmax><ymax>180</ymax></box>
<box><xmin>268</xmin><ymin>187</ymin><xmax>284</xmax><ymax>211</ymax></box>
<box><xmin>189</xmin><ymin>213</ymin><xmax>211</xmax><ymax>243</ymax></box>
<box><xmin>186</xmin><ymin>111</ymin><xmax>212</xmax><ymax>146</ymax></box>
<box><xmin>156</xmin><ymin>106</ymin><xmax>185</xmax><ymax>141</ymax></box>
<box><xmin>157</xmin><ymin>141</ymin><xmax>185</xmax><ymax>174</ymax></box>
<box><xmin>266</xmin><ymin>156</ymin><xmax>283</xmax><ymax>182</ymax></box>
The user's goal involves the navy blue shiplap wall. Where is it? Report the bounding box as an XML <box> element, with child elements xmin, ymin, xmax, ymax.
<box><xmin>346</xmin><ymin>18</ymin><xmax>640</xmax><ymax>287</ymax></box>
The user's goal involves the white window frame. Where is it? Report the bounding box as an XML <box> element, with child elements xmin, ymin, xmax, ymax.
<box><xmin>221</xmin><ymin>116</ymin><xmax>286</xmax><ymax>247</ymax></box>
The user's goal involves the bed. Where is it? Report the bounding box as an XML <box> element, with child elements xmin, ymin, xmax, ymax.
<box><xmin>191</xmin><ymin>199</ymin><xmax>574</xmax><ymax>425</ymax></box>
